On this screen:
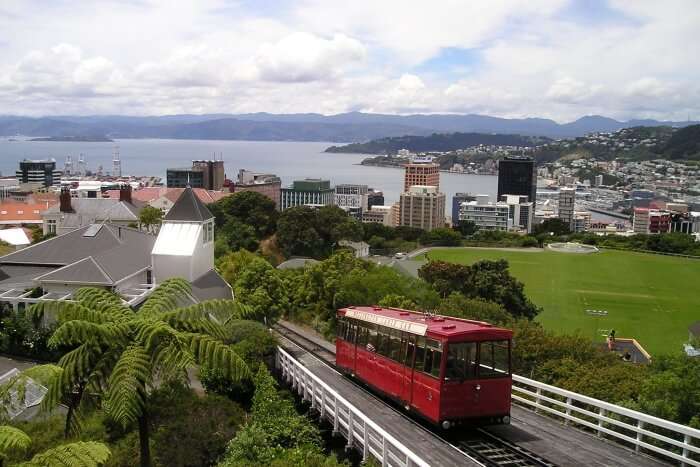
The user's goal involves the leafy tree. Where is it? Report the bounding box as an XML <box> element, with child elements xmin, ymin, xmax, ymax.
<box><xmin>138</xmin><ymin>206</ymin><xmax>163</xmax><ymax>234</ymax></box>
<box><xmin>0</xmin><ymin>425</ymin><xmax>110</xmax><ymax>467</ymax></box>
<box><xmin>220</xmin><ymin>219</ymin><xmax>259</xmax><ymax>252</ymax></box>
<box><xmin>217</xmin><ymin>250</ymin><xmax>289</xmax><ymax>321</ymax></box>
<box><xmin>418</xmin><ymin>259</ymin><xmax>540</xmax><ymax>319</ymax></box>
<box><xmin>276</xmin><ymin>206</ymin><xmax>324</xmax><ymax>258</ymax></box>
<box><xmin>393</xmin><ymin>226</ymin><xmax>424</xmax><ymax>242</ymax></box>
<box><xmin>533</xmin><ymin>218</ymin><xmax>570</xmax><ymax>236</ymax></box>
<box><xmin>437</xmin><ymin>292</ymin><xmax>512</xmax><ymax>326</ymax></box>
<box><xmin>211</xmin><ymin>191</ymin><xmax>277</xmax><ymax>238</ymax></box>
<box><xmin>31</xmin><ymin>280</ymin><xmax>252</xmax><ymax>467</ymax></box>
<box><xmin>421</xmin><ymin>228</ymin><xmax>462</xmax><ymax>246</ymax></box>
<box><xmin>456</xmin><ymin>220</ymin><xmax>478</xmax><ymax>237</ymax></box>
<box><xmin>378</xmin><ymin>294</ymin><xmax>418</xmax><ymax>310</ymax></box>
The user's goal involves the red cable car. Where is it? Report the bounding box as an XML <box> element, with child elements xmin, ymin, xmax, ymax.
<box><xmin>336</xmin><ymin>306</ymin><xmax>513</xmax><ymax>429</ymax></box>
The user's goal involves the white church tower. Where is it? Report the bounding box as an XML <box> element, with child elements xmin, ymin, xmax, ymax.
<box><xmin>151</xmin><ymin>187</ymin><xmax>216</xmax><ymax>284</ymax></box>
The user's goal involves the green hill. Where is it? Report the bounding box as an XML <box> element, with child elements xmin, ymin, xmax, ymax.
<box><xmin>325</xmin><ymin>132</ymin><xmax>549</xmax><ymax>154</ymax></box>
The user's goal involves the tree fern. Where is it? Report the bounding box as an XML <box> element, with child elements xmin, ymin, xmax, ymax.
<box><xmin>184</xmin><ymin>333</ymin><xmax>250</xmax><ymax>381</ymax></box>
<box><xmin>139</xmin><ymin>278</ymin><xmax>192</xmax><ymax>316</ymax></box>
<box><xmin>104</xmin><ymin>345</ymin><xmax>151</xmax><ymax>427</ymax></box>
<box><xmin>17</xmin><ymin>441</ymin><xmax>110</xmax><ymax>467</ymax></box>
<box><xmin>0</xmin><ymin>425</ymin><xmax>31</xmax><ymax>457</ymax></box>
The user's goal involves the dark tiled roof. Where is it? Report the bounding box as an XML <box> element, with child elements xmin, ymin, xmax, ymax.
<box><xmin>190</xmin><ymin>270</ymin><xmax>232</xmax><ymax>302</ymax></box>
<box><xmin>36</xmin><ymin>257</ymin><xmax>113</xmax><ymax>285</ymax></box>
<box><xmin>0</xmin><ymin>265</ymin><xmax>57</xmax><ymax>290</ymax></box>
<box><xmin>0</xmin><ymin>225</ymin><xmax>155</xmax><ymax>285</ymax></box>
<box><xmin>164</xmin><ymin>187</ymin><xmax>214</xmax><ymax>222</ymax></box>
<box><xmin>43</xmin><ymin>198</ymin><xmax>141</xmax><ymax>221</ymax></box>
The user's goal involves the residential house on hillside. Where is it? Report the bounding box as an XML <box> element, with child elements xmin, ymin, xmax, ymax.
<box><xmin>0</xmin><ymin>187</ymin><xmax>231</xmax><ymax>313</ymax></box>
<box><xmin>0</xmin><ymin>201</ymin><xmax>55</xmax><ymax>228</ymax></box>
<box><xmin>41</xmin><ymin>185</ymin><xmax>142</xmax><ymax>236</ymax></box>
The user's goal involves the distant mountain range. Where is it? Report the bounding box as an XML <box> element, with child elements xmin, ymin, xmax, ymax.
<box><xmin>0</xmin><ymin>113</ymin><xmax>697</xmax><ymax>142</ymax></box>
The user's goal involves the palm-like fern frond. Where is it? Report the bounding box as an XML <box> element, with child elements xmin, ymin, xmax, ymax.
<box><xmin>104</xmin><ymin>345</ymin><xmax>151</xmax><ymax>427</ymax></box>
<box><xmin>17</xmin><ymin>441</ymin><xmax>110</xmax><ymax>467</ymax></box>
<box><xmin>139</xmin><ymin>278</ymin><xmax>192</xmax><ymax>316</ymax></box>
<box><xmin>0</xmin><ymin>425</ymin><xmax>31</xmax><ymax>456</ymax></box>
<box><xmin>184</xmin><ymin>333</ymin><xmax>250</xmax><ymax>382</ymax></box>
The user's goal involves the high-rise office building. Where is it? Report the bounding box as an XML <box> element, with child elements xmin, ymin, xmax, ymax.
<box><xmin>334</xmin><ymin>184</ymin><xmax>369</xmax><ymax>212</ymax></box>
<box><xmin>16</xmin><ymin>159</ymin><xmax>62</xmax><ymax>188</ymax></box>
<box><xmin>192</xmin><ymin>160</ymin><xmax>225</xmax><ymax>191</ymax></box>
<box><xmin>452</xmin><ymin>193</ymin><xmax>477</xmax><ymax>226</ymax></box>
<box><xmin>497</xmin><ymin>156</ymin><xmax>536</xmax><ymax>202</ymax></box>
<box><xmin>281</xmin><ymin>179</ymin><xmax>334</xmax><ymax>210</ymax></box>
<box><xmin>167</xmin><ymin>160</ymin><xmax>225</xmax><ymax>190</ymax></box>
<box><xmin>234</xmin><ymin>169</ymin><xmax>282</xmax><ymax>209</ymax></box>
<box><xmin>399</xmin><ymin>185</ymin><xmax>445</xmax><ymax>231</ymax></box>
<box><xmin>458</xmin><ymin>195</ymin><xmax>510</xmax><ymax>231</ymax></box>
<box><xmin>367</xmin><ymin>189</ymin><xmax>385</xmax><ymax>210</ymax></box>
<box><xmin>501</xmin><ymin>194</ymin><xmax>534</xmax><ymax>233</ymax></box>
<box><xmin>404</xmin><ymin>158</ymin><xmax>440</xmax><ymax>192</ymax></box>
<box><xmin>558</xmin><ymin>187</ymin><xmax>575</xmax><ymax>230</ymax></box>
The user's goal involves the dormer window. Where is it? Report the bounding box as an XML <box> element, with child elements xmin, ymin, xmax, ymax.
<box><xmin>203</xmin><ymin>220</ymin><xmax>214</xmax><ymax>244</ymax></box>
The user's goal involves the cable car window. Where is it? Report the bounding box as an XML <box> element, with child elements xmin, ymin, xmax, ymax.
<box><xmin>389</xmin><ymin>330</ymin><xmax>402</xmax><ymax>361</ymax></box>
<box><xmin>337</xmin><ymin>318</ymin><xmax>346</xmax><ymax>340</ymax></box>
<box><xmin>367</xmin><ymin>325</ymin><xmax>379</xmax><ymax>352</ymax></box>
<box><xmin>377</xmin><ymin>326</ymin><xmax>390</xmax><ymax>357</ymax></box>
<box><xmin>445</xmin><ymin>342</ymin><xmax>477</xmax><ymax>380</ymax></box>
<box><xmin>479</xmin><ymin>341</ymin><xmax>510</xmax><ymax>378</ymax></box>
<box><xmin>421</xmin><ymin>339</ymin><xmax>443</xmax><ymax>378</ymax></box>
<box><xmin>414</xmin><ymin>336</ymin><xmax>425</xmax><ymax>370</ymax></box>
<box><xmin>355</xmin><ymin>321</ymin><xmax>367</xmax><ymax>347</ymax></box>
<box><xmin>404</xmin><ymin>337</ymin><xmax>415</xmax><ymax>367</ymax></box>
<box><xmin>345</xmin><ymin>320</ymin><xmax>357</xmax><ymax>343</ymax></box>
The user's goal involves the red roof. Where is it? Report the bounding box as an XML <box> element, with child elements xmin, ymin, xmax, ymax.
<box><xmin>0</xmin><ymin>201</ymin><xmax>57</xmax><ymax>224</ymax></box>
<box><xmin>104</xmin><ymin>187</ymin><xmax>231</xmax><ymax>205</ymax></box>
<box><xmin>338</xmin><ymin>306</ymin><xmax>512</xmax><ymax>340</ymax></box>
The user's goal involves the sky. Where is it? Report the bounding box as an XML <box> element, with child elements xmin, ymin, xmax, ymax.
<box><xmin>0</xmin><ymin>0</ymin><xmax>698</xmax><ymax>122</ymax></box>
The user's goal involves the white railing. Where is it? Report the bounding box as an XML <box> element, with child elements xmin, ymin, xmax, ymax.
<box><xmin>512</xmin><ymin>374</ymin><xmax>700</xmax><ymax>467</ymax></box>
<box><xmin>277</xmin><ymin>347</ymin><xmax>430</xmax><ymax>467</ymax></box>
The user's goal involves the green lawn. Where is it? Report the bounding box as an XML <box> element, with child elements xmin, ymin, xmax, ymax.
<box><xmin>417</xmin><ymin>248</ymin><xmax>700</xmax><ymax>356</ymax></box>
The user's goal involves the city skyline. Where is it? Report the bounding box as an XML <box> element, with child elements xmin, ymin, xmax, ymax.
<box><xmin>0</xmin><ymin>1</ymin><xmax>698</xmax><ymax>121</ymax></box>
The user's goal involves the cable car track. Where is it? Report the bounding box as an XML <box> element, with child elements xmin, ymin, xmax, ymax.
<box><xmin>273</xmin><ymin>321</ymin><xmax>556</xmax><ymax>467</ymax></box>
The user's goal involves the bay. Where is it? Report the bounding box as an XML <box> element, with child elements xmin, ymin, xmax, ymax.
<box><xmin>0</xmin><ymin>138</ymin><xmax>497</xmax><ymax>215</ymax></box>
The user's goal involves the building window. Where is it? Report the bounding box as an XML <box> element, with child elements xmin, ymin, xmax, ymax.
<box><xmin>47</xmin><ymin>219</ymin><xmax>57</xmax><ymax>235</ymax></box>
<box><xmin>203</xmin><ymin>221</ymin><xmax>214</xmax><ymax>244</ymax></box>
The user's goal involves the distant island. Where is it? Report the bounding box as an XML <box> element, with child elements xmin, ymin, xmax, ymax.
<box><xmin>29</xmin><ymin>135</ymin><xmax>114</xmax><ymax>142</ymax></box>
<box><xmin>325</xmin><ymin>132</ymin><xmax>549</xmax><ymax>155</ymax></box>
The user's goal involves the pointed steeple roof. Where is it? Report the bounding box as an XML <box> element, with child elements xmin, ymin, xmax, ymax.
<box><xmin>164</xmin><ymin>187</ymin><xmax>214</xmax><ymax>222</ymax></box>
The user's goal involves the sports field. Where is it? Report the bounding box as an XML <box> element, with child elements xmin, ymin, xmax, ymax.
<box><xmin>417</xmin><ymin>248</ymin><xmax>700</xmax><ymax>355</ymax></box>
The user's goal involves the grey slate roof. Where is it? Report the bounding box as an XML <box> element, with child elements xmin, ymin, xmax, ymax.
<box><xmin>164</xmin><ymin>187</ymin><xmax>214</xmax><ymax>222</ymax></box>
<box><xmin>0</xmin><ymin>225</ymin><xmax>155</xmax><ymax>286</ymax></box>
<box><xmin>43</xmin><ymin>198</ymin><xmax>142</xmax><ymax>221</ymax></box>
<box><xmin>35</xmin><ymin>257</ymin><xmax>113</xmax><ymax>285</ymax></box>
<box><xmin>0</xmin><ymin>265</ymin><xmax>56</xmax><ymax>290</ymax></box>
<box><xmin>190</xmin><ymin>269</ymin><xmax>233</xmax><ymax>302</ymax></box>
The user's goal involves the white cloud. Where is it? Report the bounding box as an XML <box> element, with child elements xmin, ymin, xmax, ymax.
<box><xmin>0</xmin><ymin>0</ymin><xmax>698</xmax><ymax>121</ymax></box>
<box><xmin>254</xmin><ymin>32</ymin><xmax>366</xmax><ymax>83</ymax></box>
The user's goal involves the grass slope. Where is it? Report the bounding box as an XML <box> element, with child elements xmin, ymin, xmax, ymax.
<box><xmin>419</xmin><ymin>248</ymin><xmax>700</xmax><ymax>355</ymax></box>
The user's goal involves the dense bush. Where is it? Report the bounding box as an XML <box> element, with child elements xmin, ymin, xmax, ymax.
<box><xmin>200</xmin><ymin>319</ymin><xmax>277</xmax><ymax>406</ymax></box>
<box><xmin>219</xmin><ymin>365</ymin><xmax>333</xmax><ymax>467</ymax></box>
<box><xmin>148</xmin><ymin>383</ymin><xmax>246</xmax><ymax>467</ymax></box>
<box><xmin>0</xmin><ymin>310</ymin><xmax>61</xmax><ymax>361</ymax></box>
